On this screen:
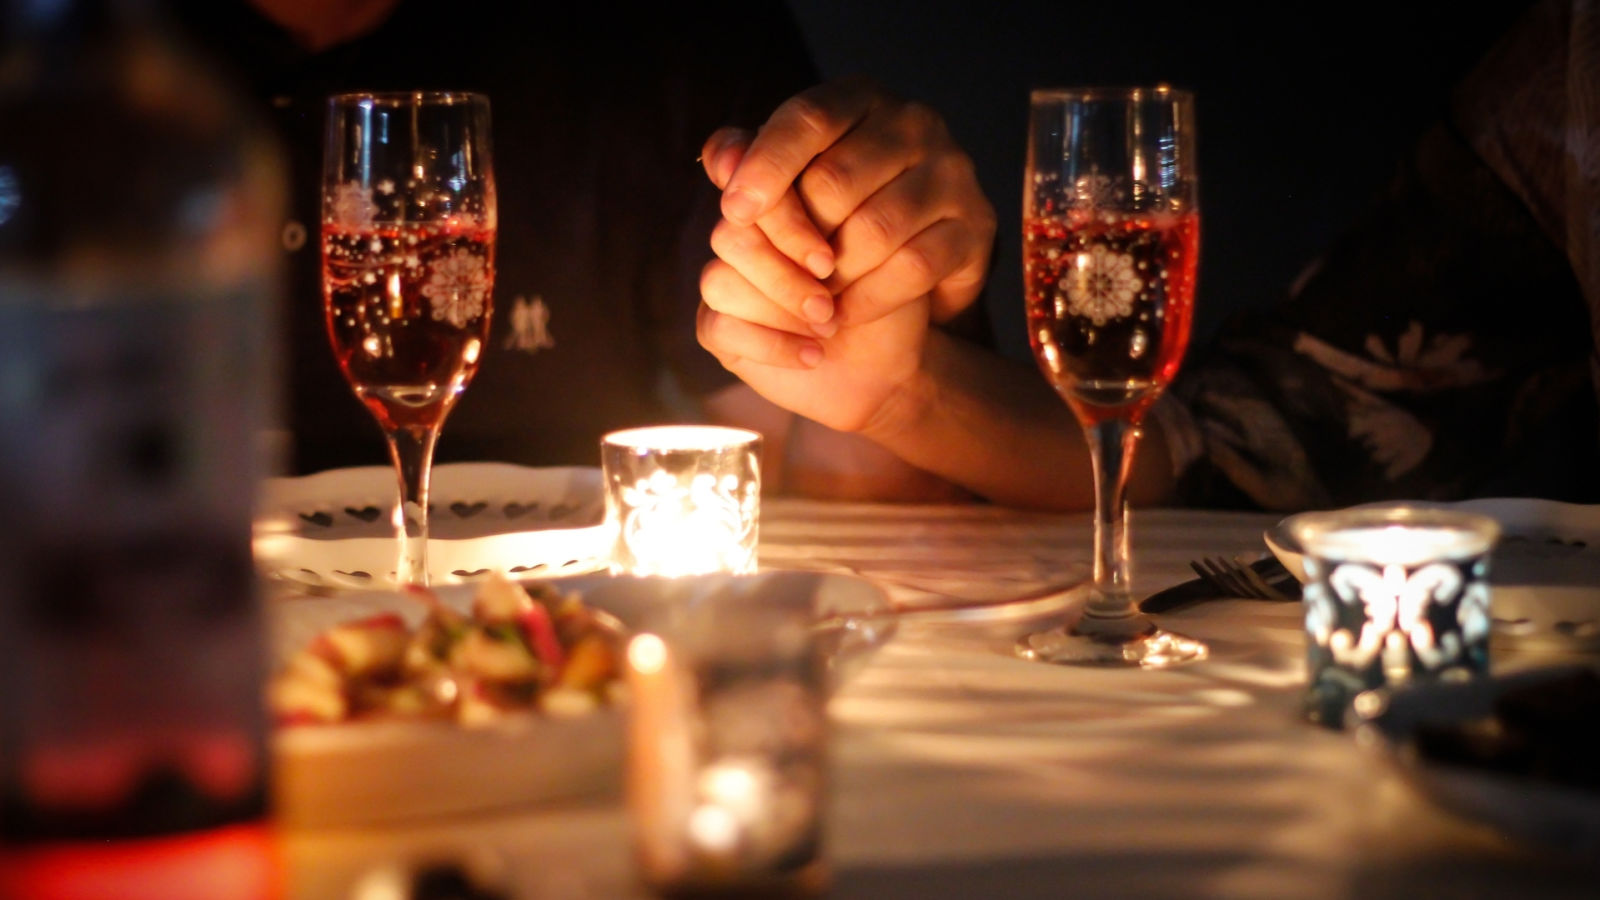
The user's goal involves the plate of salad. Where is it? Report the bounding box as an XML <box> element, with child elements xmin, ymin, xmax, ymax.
<box><xmin>268</xmin><ymin>569</ymin><xmax>894</xmax><ymax>828</ymax></box>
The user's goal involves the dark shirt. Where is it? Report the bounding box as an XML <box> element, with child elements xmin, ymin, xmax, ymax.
<box><xmin>1157</xmin><ymin>0</ymin><xmax>1600</xmax><ymax>510</ymax></box>
<box><xmin>165</xmin><ymin>1</ymin><xmax>818</xmax><ymax>474</ymax></box>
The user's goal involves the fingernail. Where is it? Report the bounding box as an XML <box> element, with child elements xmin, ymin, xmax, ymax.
<box><xmin>710</xmin><ymin>135</ymin><xmax>741</xmax><ymax>186</ymax></box>
<box><xmin>810</xmin><ymin>318</ymin><xmax>838</xmax><ymax>339</ymax></box>
<box><xmin>799</xmin><ymin>343</ymin><xmax>824</xmax><ymax>367</ymax></box>
<box><xmin>801</xmin><ymin>295</ymin><xmax>834</xmax><ymax>325</ymax></box>
<box><xmin>805</xmin><ymin>251</ymin><xmax>834</xmax><ymax>279</ymax></box>
<box><xmin>722</xmin><ymin>187</ymin><xmax>762</xmax><ymax>225</ymax></box>
<box><xmin>712</xmin><ymin>150</ymin><xmax>738</xmax><ymax>187</ymax></box>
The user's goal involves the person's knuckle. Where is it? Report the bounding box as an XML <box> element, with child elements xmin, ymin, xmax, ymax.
<box><xmin>977</xmin><ymin>203</ymin><xmax>998</xmax><ymax>242</ymax></box>
<box><xmin>776</xmin><ymin>93</ymin><xmax>834</xmax><ymax>144</ymax></box>
<box><xmin>897</xmin><ymin>101</ymin><xmax>945</xmax><ymax>140</ymax></box>
<box><xmin>895</xmin><ymin>242</ymin><xmax>939</xmax><ymax>286</ymax></box>
<box><xmin>944</xmin><ymin>244</ymin><xmax>987</xmax><ymax>287</ymax></box>
<box><xmin>939</xmin><ymin>165</ymin><xmax>996</xmax><ymax>242</ymax></box>
<box><xmin>853</xmin><ymin>207</ymin><xmax>898</xmax><ymax>250</ymax></box>
<box><xmin>839</xmin><ymin>280</ymin><xmax>883</xmax><ymax>322</ymax></box>
<box><xmin>962</xmin><ymin>189</ymin><xmax>998</xmax><ymax>241</ymax></box>
<box><xmin>933</xmin><ymin>148</ymin><xmax>977</xmax><ymax>186</ymax></box>
<box><xmin>799</xmin><ymin>157</ymin><xmax>850</xmax><ymax>208</ymax></box>
<box><xmin>712</xmin><ymin>218</ymin><xmax>764</xmax><ymax>259</ymax></box>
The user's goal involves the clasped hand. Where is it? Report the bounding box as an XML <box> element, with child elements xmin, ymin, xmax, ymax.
<box><xmin>697</xmin><ymin>76</ymin><xmax>995</xmax><ymax>435</ymax></box>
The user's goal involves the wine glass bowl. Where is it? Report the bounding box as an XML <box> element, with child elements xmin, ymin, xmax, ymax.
<box><xmin>1017</xmin><ymin>85</ymin><xmax>1207</xmax><ymax>667</ymax></box>
<box><xmin>322</xmin><ymin>91</ymin><xmax>496</xmax><ymax>586</ymax></box>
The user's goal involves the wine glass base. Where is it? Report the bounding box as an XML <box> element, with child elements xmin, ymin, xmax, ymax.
<box><xmin>1015</xmin><ymin>622</ymin><xmax>1209</xmax><ymax>668</ymax></box>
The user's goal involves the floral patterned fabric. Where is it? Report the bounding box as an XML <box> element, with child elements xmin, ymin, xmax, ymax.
<box><xmin>1159</xmin><ymin>0</ymin><xmax>1600</xmax><ymax>510</ymax></box>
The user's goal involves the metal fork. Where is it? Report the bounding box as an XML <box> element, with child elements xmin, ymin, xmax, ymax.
<box><xmin>1188</xmin><ymin>556</ymin><xmax>1300</xmax><ymax>602</ymax></box>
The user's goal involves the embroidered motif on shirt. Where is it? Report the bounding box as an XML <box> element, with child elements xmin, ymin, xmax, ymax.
<box><xmin>505</xmin><ymin>295</ymin><xmax>556</xmax><ymax>353</ymax></box>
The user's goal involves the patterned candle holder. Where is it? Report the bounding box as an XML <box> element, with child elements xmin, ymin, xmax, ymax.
<box><xmin>623</xmin><ymin>573</ymin><xmax>830</xmax><ymax>897</ymax></box>
<box><xmin>602</xmin><ymin>426</ymin><xmax>761</xmax><ymax>577</ymax></box>
<box><xmin>1289</xmin><ymin>504</ymin><xmax>1500</xmax><ymax>728</ymax></box>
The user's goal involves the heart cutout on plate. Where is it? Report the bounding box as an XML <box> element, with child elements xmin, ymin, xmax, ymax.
<box><xmin>344</xmin><ymin>505</ymin><xmax>382</xmax><ymax>523</ymax></box>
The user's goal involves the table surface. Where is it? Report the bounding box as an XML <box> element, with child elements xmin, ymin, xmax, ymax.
<box><xmin>279</xmin><ymin>499</ymin><xmax>1600</xmax><ymax>899</ymax></box>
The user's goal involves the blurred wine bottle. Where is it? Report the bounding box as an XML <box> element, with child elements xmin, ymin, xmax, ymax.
<box><xmin>0</xmin><ymin>0</ymin><xmax>286</xmax><ymax>898</ymax></box>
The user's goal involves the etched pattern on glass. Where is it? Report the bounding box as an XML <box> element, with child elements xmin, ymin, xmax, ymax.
<box><xmin>1304</xmin><ymin>558</ymin><xmax>1490</xmax><ymax>677</ymax></box>
<box><xmin>1071</xmin><ymin>171</ymin><xmax>1123</xmax><ymax>208</ymax></box>
<box><xmin>620</xmin><ymin>469</ymin><xmax>759</xmax><ymax>575</ymax></box>
<box><xmin>327</xmin><ymin>181</ymin><xmax>376</xmax><ymax>227</ymax></box>
<box><xmin>421</xmin><ymin>248</ymin><xmax>491</xmax><ymax>327</ymax></box>
<box><xmin>1061</xmin><ymin>243</ymin><xmax>1142</xmax><ymax>325</ymax></box>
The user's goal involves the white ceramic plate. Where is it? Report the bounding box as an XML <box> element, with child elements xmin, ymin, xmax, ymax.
<box><xmin>1358</xmin><ymin>664</ymin><xmax>1600</xmax><ymax>856</ymax></box>
<box><xmin>270</xmin><ymin>570</ymin><xmax>894</xmax><ymax>829</ymax></box>
<box><xmin>1265</xmin><ymin>499</ymin><xmax>1600</xmax><ymax>652</ymax></box>
<box><xmin>254</xmin><ymin>463</ymin><xmax>608</xmax><ymax>591</ymax></box>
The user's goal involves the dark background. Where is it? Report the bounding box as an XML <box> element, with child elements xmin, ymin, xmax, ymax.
<box><xmin>785</xmin><ymin>0</ymin><xmax>1536</xmax><ymax>361</ymax></box>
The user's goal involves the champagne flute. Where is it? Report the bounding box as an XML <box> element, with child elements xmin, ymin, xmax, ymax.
<box><xmin>321</xmin><ymin>92</ymin><xmax>496</xmax><ymax>586</ymax></box>
<box><xmin>1016</xmin><ymin>86</ymin><xmax>1207</xmax><ymax>667</ymax></box>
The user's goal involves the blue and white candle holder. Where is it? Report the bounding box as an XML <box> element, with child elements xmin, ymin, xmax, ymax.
<box><xmin>1289</xmin><ymin>504</ymin><xmax>1500</xmax><ymax>728</ymax></box>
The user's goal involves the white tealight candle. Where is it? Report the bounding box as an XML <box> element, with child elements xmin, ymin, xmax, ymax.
<box><xmin>1298</xmin><ymin>523</ymin><xmax>1495</xmax><ymax>567</ymax></box>
<box><xmin>602</xmin><ymin>426</ymin><xmax>761</xmax><ymax>577</ymax></box>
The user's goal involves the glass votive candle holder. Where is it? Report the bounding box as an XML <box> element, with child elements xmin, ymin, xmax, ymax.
<box><xmin>623</xmin><ymin>574</ymin><xmax>830</xmax><ymax>898</ymax></box>
<box><xmin>601</xmin><ymin>426</ymin><xmax>761</xmax><ymax>577</ymax></box>
<box><xmin>1289</xmin><ymin>504</ymin><xmax>1500</xmax><ymax>728</ymax></box>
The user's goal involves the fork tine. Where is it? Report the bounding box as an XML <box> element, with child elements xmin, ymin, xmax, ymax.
<box><xmin>1198</xmin><ymin>556</ymin><xmax>1252</xmax><ymax>598</ymax></box>
<box><xmin>1174</xmin><ymin>555</ymin><xmax>1300</xmax><ymax>609</ymax></box>
<box><xmin>1217</xmin><ymin>557</ymin><xmax>1263</xmax><ymax>598</ymax></box>
<box><xmin>1230</xmin><ymin>556</ymin><xmax>1295</xmax><ymax>601</ymax></box>
<box><xmin>1188</xmin><ymin>559</ymin><xmax>1229</xmax><ymax>594</ymax></box>
<box><xmin>1203</xmin><ymin>555</ymin><xmax>1288</xmax><ymax>600</ymax></box>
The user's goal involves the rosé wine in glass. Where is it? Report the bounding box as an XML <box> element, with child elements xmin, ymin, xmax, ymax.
<box><xmin>322</xmin><ymin>91</ymin><xmax>495</xmax><ymax>586</ymax></box>
<box><xmin>1015</xmin><ymin>86</ymin><xmax>1207</xmax><ymax>668</ymax></box>
<box><xmin>322</xmin><ymin>220</ymin><xmax>495</xmax><ymax>432</ymax></box>
<box><xmin>1023</xmin><ymin>210</ymin><xmax>1199</xmax><ymax>425</ymax></box>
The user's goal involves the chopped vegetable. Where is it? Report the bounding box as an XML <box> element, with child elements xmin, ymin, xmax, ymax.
<box><xmin>271</xmin><ymin>573</ymin><xmax>622</xmax><ymax>727</ymax></box>
<box><xmin>519</xmin><ymin>602</ymin><xmax>565</xmax><ymax>672</ymax></box>
<box><xmin>313</xmin><ymin>612</ymin><xmax>409</xmax><ymax>679</ymax></box>
<box><xmin>558</xmin><ymin>633</ymin><xmax>617</xmax><ymax>692</ymax></box>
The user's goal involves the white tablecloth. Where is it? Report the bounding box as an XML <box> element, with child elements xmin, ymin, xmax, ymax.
<box><xmin>282</xmin><ymin>500</ymin><xmax>1599</xmax><ymax>899</ymax></box>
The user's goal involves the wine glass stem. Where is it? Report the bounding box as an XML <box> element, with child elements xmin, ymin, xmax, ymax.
<box><xmin>1082</xmin><ymin>417</ymin><xmax>1140</xmax><ymax>623</ymax></box>
<box><xmin>386</xmin><ymin>424</ymin><xmax>440</xmax><ymax>587</ymax></box>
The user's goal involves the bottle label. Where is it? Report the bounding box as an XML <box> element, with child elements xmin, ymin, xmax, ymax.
<box><xmin>0</xmin><ymin>282</ymin><xmax>274</xmax><ymax>842</ymax></box>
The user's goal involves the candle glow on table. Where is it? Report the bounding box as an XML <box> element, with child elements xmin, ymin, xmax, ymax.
<box><xmin>602</xmin><ymin>426</ymin><xmax>761</xmax><ymax>577</ymax></box>
<box><xmin>1289</xmin><ymin>505</ymin><xmax>1500</xmax><ymax>728</ymax></box>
